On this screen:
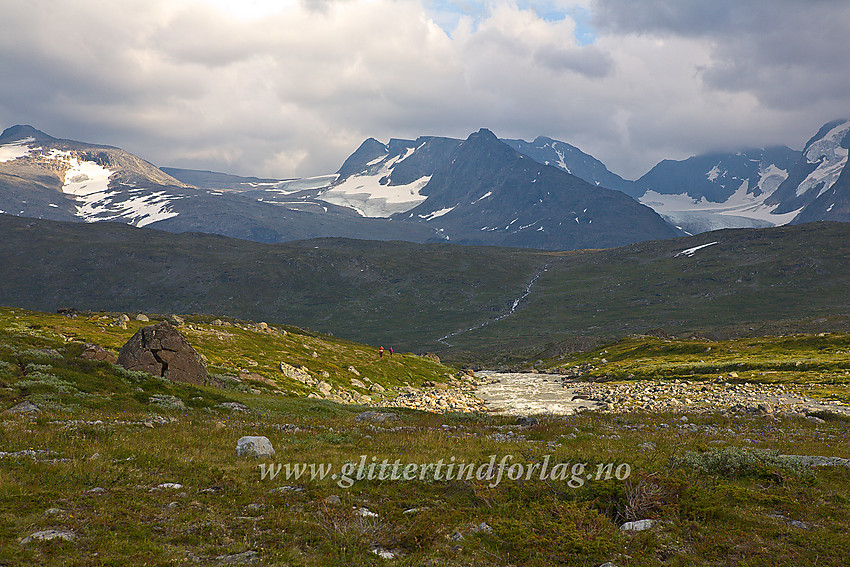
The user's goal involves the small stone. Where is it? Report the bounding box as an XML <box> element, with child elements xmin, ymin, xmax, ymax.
<box><xmin>516</xmin><ymin>416</ymin><xmax>540</xmax><ymax>427</ymax></box>
<box><xmin>154</xmin><ymin>483</ymin><xmax>183</xmax><ymax>490</ymax></box>
<box><xmin>247</xmin><ymin>503</ymin><xmax>263</xmax><ymax>511</ymax></box>
<box><xmin>371</xmin><ymin>547</ymin><xmax>396</xmax><ymax>559</ymax></box>
<box><xmin>806</xmin><ymin>415</ymin><xmax>826</xmax><ymax>424</ymax></box>
<box><xmin>351</xmin><ymin>378</ymin><xmax>366</xmax><ymax>389</ymax></box>
<box><xmin>354</xmin><ymin>411</ymin><xmax>398</xmax><ymax>423</ymax></box>
<box><xmin>5</xmin><ymin>400</ymin><xmax>41</xmax><ymax>414</ymax></box>
<box><xmin>43</xmin><ymin>508</ymin><xmax>63</xmax><ymax>516</ymax></box>
<box><xmin>167</xmin><ymin>501</ymin><xmax>180</xmax><ymax>509</ymax></box>
<box><xmin>324</xmin><ymin>495</ymin><xmax>341</xmax><ymax>505</ymax></box>
<box><xmin>639</xmin><ymin>442</ymin><xmax>656</xmax><ymax>451</ymax></box>
<box><xmin>87</xmin><ymin>487</ymin><xmax>106</xmax><ymax>494</ymax></box>
<box><xmin>80</xmin><ymin>343</ymin><xmax>118</xmax><ymax>364</ymax></box>
<box><xmin>168</xmin><ymin>314</ymin><xmax>185</xmax><ymax>326</ymax></box>
<box><xmin>135</xmin><ymin>313</ymin><xmax>150</xmax><ymax>322</ymax></box>
<box><xmin>348</xmin><ymin>366</ymin><xmax>361</xmax><ymax>376</ymax></box>
<box><xmin>236</xmin><ymin>436</ymin><xmax>275</xmax><ymax>458</ymax></box>
<box><xmin>620</xmin><ymin>519</ymin><xmax>655</xmax><ymax>531</ymax></box>
<box><xmin>470</xmin><ymin>521</ymin><xmax>493</xmax><ymax>534</ymax></box>
<box><xmin>355</xmin><ymin>507</ymin><xmax>378</xmax><ymax>517</ymax></box>
<box><xmin>20</xmin><ymin>529</ymin><xmax>76</xmax><ymax>544</ymax></box>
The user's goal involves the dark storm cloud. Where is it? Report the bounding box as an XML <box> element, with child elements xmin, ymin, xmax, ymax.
<box><xmin>592</xmin><ymin>0</ymin><xmax>850</xmax><ymax>109</ymax></box>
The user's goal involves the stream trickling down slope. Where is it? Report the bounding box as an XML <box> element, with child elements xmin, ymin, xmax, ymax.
<box><xmin>436</xmin><ymin>263</ymin><xmax>550</xmax><ymax>346</ymax></box>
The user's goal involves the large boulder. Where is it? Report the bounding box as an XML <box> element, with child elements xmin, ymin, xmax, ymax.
<box><xmin>236</xmin><ymin>436</ymin><xmax>275</xmax><ymax>458</ymax></box>
<box><xmin>117</xmin><ymin>321</ymin><xmax>207</xmax><ymax>385</ymax></box>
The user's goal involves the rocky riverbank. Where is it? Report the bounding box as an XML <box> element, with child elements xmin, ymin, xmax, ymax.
<box><xmin>376</xmin><ymin>370</ymin><xmax>850</xmax><ymax>418</ymax></box>
<box><xmin>475</xmin><ymin>371</ymin><xmax>850</xmax><ymax>417</ymax></box>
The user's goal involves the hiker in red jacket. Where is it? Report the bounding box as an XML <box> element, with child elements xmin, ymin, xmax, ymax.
<box><xmin>379</xmin><ymin>346</ymin><xmax>384</xmax><ymax>358</ymax></box>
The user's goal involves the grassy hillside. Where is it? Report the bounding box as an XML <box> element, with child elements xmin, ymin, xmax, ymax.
<box><xmin>1</xmin><ymin>308</ymin><xmax>848</xmax><ymax>566</ymax></box>
<box><xmin>1</xmin><ymin>215</ymin><xmax>849</xmax><ymax>363</ymax></box>
<box><xmin>0</xmin><ymin>306</ymin><xmax>457</xmax><ymax>416</ymax></box>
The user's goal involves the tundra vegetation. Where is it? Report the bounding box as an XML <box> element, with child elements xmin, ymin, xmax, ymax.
<box><xmin>0</xmin><ymin>307</ymin><xmax>848</xmax><ymax>566</ymax></box>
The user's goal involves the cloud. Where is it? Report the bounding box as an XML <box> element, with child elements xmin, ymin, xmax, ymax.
<box><xmin>0</xmin><ymin>0</ymin><xmax>847</xmax><ymax>181</ymax></box>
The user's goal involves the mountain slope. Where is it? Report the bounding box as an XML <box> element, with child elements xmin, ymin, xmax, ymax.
<box><xmin>394</xmin><ymin>129</ymin><xmax>680</xmax><ymax>249</ymax></box>
<box><xmin>503</xmin><ymin>136</ymin><xmax>642</xmax><ymax>198</ymax></box>
<box><xmin>634</xmin><ymin>146</ymin><xmax>800</xmax><ymax>234</ymax></box>
<box><xmin>318</xmin><ymin>136</ymin><xmax>461</xmax><ymax>217</ymax></box>
<box><xmin>765</xmin><ymin>119</ymin><xmax>850</xmax><ymax>223</ymax></box>
<box><xmin>0</xmin><ymin>125</ymin><xmax>438</xmax><ymax>244</ymax></box>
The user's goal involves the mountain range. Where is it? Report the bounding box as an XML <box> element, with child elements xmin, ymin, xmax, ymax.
<box><xmin>1</xmin><ymin>119</ymin><xmax>849</xmax><ymax>248</ymax></box>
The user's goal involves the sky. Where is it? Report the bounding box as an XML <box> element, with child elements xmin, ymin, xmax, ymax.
<box><xmin>1</xmin><ymin>0</ymin><xmax>849</xmax><ymax>180</ymax></box>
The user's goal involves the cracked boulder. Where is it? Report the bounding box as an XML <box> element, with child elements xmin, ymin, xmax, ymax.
<box><xmin>117</xmin><ymin>321</ymin><xmax>207</xmax><ymax>386</ymax></box>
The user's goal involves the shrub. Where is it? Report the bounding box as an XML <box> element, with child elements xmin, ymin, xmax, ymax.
<box><xmin>672</xmin><ymin>446</ymin><xmax>811</xmax><ymax>479</ymax></box>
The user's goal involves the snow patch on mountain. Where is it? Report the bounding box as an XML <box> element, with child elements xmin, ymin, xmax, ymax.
<box><xmin>796</xmin><ymin>120</ymin><xmax>850</xmax><ymax>197</ymax></box>
<box><xmin>319</xmin><ymin>149</ymin><xmax>432</xmax><ymax>219</ymax></box>
<box><xmin>58</xmin><ymin>153</ymin><xmax>178</xmax><ymax>227</ymax></box>
<box><xmin>640</xmin><ymin>160</ymin><xmax>798</xmax><ymax>232</ymax></box>
<box><xmin>419</xmin><ymin>206</ymin><xmax>455</xmax><ymax>220</ymax></box>
<box><xmin>757</xmin><ymin>164</ymin><xmax>788</xmax><ymax>195</ymax></box>
<box><xmin>0</xmin><ymin>138</ymin><xmax>36</xmax><ymax>162</ymax></box>
<box><xmin>706</xmin><ymin>165</ymin><xmax>723</xmax><ymax>182</ymax></box>
<box><xmin>675</xmin><ymin>241</ymin><xmax>718</xmax><ymax>257</ymax></box>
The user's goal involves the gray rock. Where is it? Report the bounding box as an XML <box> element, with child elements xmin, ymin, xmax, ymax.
<box><xmin>347</xmin><ymin>366</ymin><xmax>361</xmax><ymax>376</ymax></box>
<box><xmin>316</xmin><ymin>381</ymin><xmax>332</xmax><ymax>396</ymax></box>
<box><xmin>354</xmin><ymin>411</ymin><xmax>398</xmax><ymax>423</ymax></box>
<box><xmin>780</xmin><ymin>455</ymin><xmax>850</xmax><ymax>467</ymax></box>
<box><xmin>620</xmin><ymin>519</ymin><xmax>655</xmax><ymax>531</ymax></box>
<box><xmin>117</xmin><ymin>321</ymin><xmax>207</xmax><ymax>386</ymax></box>
<box><xmin>20</xmin><ymin>529</ymin><xmax>76</xmax><ymax>544</ymax></box>
<box><xmin>5</xmin><ymin>400</ymin><xmax>41</xmax><ymax>414</ymax></box>
<box><xmin>219</xmin><ymin>402</ymin><xmax>250</xmax><ymax>413</ymax></box>
<box><xmin>371</xmin><ymin>547</ymin><xmax>396</xmax><ymax>559</ymax></box>
<box><xmin>639</xmin><ymin>442</ymin><xmax>656</xmax><ymax>451</ymax></box>
<box><xmin>81</xmin><ymin>343</ymin><xmax>118</xmax><ymax>364</ymax></box>
<box><xmin>324</xmin><ymin>495</ymin><xmax>341</xmax><ymax>505</ymax></box>
<box><xmin>236</xmin><ymin>436</ymin><xmax>275</xmax><ymax>458</ymax></box>
<box><xmin>350</xmin><ymin>378</ymin><xmax>366</xmax><ymax>389</ymax></box>
<box><xmin>279</xmin><ymin>362</ymin><xmax>314</xmax><ymax>384</ymax></box>
<box><xmin>469</xmin><ymin>521</ymin><xmax>493</xmax><ymax>534</ymax></box>
<box><xmin>168</xmin><ymin>314</ymin><xmax>185</xmax><ymax>326</ymax></box>
<box><xmin>135</xmin><ymin>313</ymin><xmax>150</xmax><ymax>322</ymax></box>
<box><xmin>516</xmin><ymin>416</ymin><xmax>540</xmax><ymax>427</ymax></box>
